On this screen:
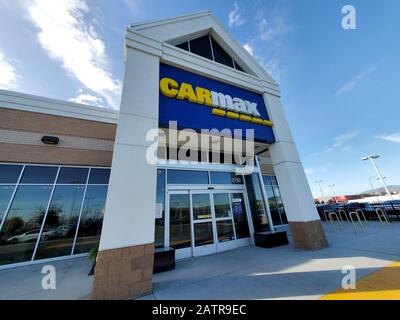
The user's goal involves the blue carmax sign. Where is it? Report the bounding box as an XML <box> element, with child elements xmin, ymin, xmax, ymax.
<box><xmin>159</xmin><ymin>63</ymin><xmax>275</xmax><ymax>143</ymax></box>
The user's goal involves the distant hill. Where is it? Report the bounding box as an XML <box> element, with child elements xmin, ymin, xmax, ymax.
<box><xmin>362</xmin><ymin>185</ymin><xmax>400</xmax><ymax>195</ymax></box>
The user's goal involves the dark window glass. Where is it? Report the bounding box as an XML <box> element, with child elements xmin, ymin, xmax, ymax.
<box><xmin>57</xmin><ymin>168</ymin><xmax>89</xmax><ymax>184</ymax></box>
<box><xmin>211</xmin><ymin>38</ymin><xmax>234</xmax><ymax>68</ymax></box>
<box><xmin>192</xmin><ymin>194</ymin><xmax>212</xmax><ymax>220</ymax></box>
<box><xmin>265</xmin><ymin>185</ymin><xmax>281</xmax><ymax>226</ymax></box>
<box><xmin>169</xmin><ymin>194</ymin><xmax>191</xmax><ymax>249</ymax></box>
<box><xmin>0</xmin><ymin>165</ymin><xmax>23</xmax><ymax>183</ymax></box>
<box><xmin>213</xmin><ymin>193</ymin><xmax>232</xmax><ymax>218</ymax></box>
<box><xmin>216</xmin><ymin>220</ymin><xmax>235</xmax><ymax>242</ymax></box>
<box><xmin>234</xmin><ymin>61</ymin><xmax>244</xmax><ymax>72</ymax></box>
<box><xmin>0</xmin><ymin>186</ymin><xmax>53</xmax><ymax>265</ymax></box>
<box><xmin>262</xmin><ymin>175</ymin><xmax>272</xmax><ymax>186</ymax></box>
<box><xmin>245</xmin><ymin>174</ymin><xmax>269</xmax><ymax>232</ymax></box>
<box><xmin>74</xmin><ymin>186</ymin><xmax>108</xmax><ymax>254</ymax></box>
<box><xmin>263</xmin><ymin>175</ymin><xmax>287</xmax><ymax>226</ymax></box>
<box><xmin>176</xmin><ymin>41</ymin><xmax>189</xmax><ymax>51</ymax></box>
<box><xmin>0</xmin><ymin>186</ymin><xmax>15</xmax><ymax>224</ymax></box>
<box><xmin>194</xmin><ymin>222</ymin><xmax>214</xmax><ymax>246</ymax></box>
<box><xmin>20</xmin><ymin>166</ymin><xmax>58</xmax><ymax>184</ymax></box>
<box><xmin>210</xmin><ymin>172</ymin><xmax>243</xmax><ymax>185</ymax></box>
<box><xmin>155</xmin><ymin>169</ymin><xmax>165</xmax><ymax>248</ymax></box>
<box><xmin>34</xmin><ymin>186</ymin><xmax>85</xmax><ymax>260</ymax></box>
<box><xmin>189</xmin><ymin>35</ymin><xmax>213</xmax><ymax>60</ymax></box>
<box><xmin>167</xmin><ymin>170</ymin><xmax>209</xmax><ymax>185</ymax></box>
<box><xmin>88</xmin><ymin>169</ymin><xmax>110</xmax><ymax>184</ymax></box>
<box><xmin>231</xmin><ymin>193</ymin><xmax>250</xmax><ymax>239</ymax></box>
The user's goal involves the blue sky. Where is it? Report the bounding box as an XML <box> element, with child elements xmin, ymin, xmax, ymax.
<box><xmin>0</xmin><ymin>0</ymin><xmax>399</xmax><ymax>197</ymax></box>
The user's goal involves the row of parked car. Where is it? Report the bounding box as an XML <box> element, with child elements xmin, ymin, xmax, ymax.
<box><xmin>316</xmin><ymin>200</ymin><xmax>400</xmax><ymax>222</ymax></box>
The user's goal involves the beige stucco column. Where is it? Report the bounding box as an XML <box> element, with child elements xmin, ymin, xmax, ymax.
<box><xmin>263</xmin><ymin>92</ymin><xmax>328</xmax><ymax>250</ymax></box>
<box><xmin>91</xmin><ymin>34</ymin><xmax>162</xmax><ymax>300</ymax></box>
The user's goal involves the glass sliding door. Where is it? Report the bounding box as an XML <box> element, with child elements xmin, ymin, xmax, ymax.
<box><xmin>191</xmin><ymin>192</ymin><xmax>216</xmax><ymax>256</ymax></box>
<box><xmin>168</xmin><ymin>192</ymin><xmax>192</xmax><ymax>259</ymax></box>
<box><xmin>212</xmin><ymin>193</ymin><xmax>236</xmax><ymax>251</ymax></box>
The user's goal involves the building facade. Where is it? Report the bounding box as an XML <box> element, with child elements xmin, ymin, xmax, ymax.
<box><xmin>0</xmin><ymin>12</ymin><xmax>327</xmax><ymax>299</ymax></box>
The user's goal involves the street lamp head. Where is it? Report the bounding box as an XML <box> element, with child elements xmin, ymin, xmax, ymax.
<box><xmin>361</xmin><ymin>155</ymin><xmax>380</xmax><ymax>161</ymax></box>
<box><xmin>315</xmin><ymin>180</ymin><xmax>323</xmax><ymax>184</ymax></box>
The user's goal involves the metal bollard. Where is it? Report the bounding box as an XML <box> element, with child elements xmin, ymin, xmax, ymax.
<box><xmin>356</xmin><ymin>209</ymin><xmax>367</xmax><ymax>223</ymax></box>
<box><xmin>339</xmin><ymin>209</ymin><xmax>349</xmax><ymax>222</ymax></box>
<box><xmin>328</xmin><ymin>212</ymin><xmax>342</xmax><ymax>232</ymax></box>
<box><xmin>376</xmin><ymin>208</ymin><xmax>389</xmax><ymax>225</ymax></box>
<box><xmin>349</xmin><ymin>211</ymin><xmax>364</xmax><ymax>234</ymax></box>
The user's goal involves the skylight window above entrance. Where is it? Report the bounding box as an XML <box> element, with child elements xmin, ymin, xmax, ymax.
<box><xmin>175</xmin><ymin>34</ymin><xmax>245</xmax><ymax>72</ymax></box>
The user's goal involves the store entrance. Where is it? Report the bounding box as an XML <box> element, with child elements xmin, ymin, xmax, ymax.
<box><xmin>167</xmin><ymin>189</ymin><xmax>252</xmax><ymax>259</ymax></box>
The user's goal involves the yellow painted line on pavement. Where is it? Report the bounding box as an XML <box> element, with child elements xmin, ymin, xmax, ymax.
<box><xmin>321</xmin><ymin>261</ymin><xmax>400</xmax><ymax>300</ymax></box>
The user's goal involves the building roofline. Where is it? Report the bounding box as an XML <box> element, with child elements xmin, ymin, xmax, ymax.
<box><xmin>128</xmin><ymin>10</ymin><xmax>212</xmax><ymax>30</ymax></box>
<box><xmin>0</xmin><ymin>89</ymin><xmax>119</xmax><ymax>124</ymax></box>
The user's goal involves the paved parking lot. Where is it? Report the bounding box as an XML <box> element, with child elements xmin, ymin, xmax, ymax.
<box><xmin>1</xmin><ymin>222</ymin><xmax>400</xmax><ymax>300</ymax></box>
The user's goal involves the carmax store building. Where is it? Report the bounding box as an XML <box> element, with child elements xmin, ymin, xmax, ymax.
<box><xmin>0</xmin><ymin>12</ymin><xmax>327</xmax><ymax>299</ymax></box>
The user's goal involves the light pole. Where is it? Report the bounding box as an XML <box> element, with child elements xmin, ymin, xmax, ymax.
<box><xmin>368</xmin><ymin>176</ymin><xmax>380</xmax><ymax>202</ymax></box>
<box><xmin>315</xmin><ymin>180</ymin><xmax>326</xmax><ymax>204</ymax></box>
<box><xmin>361</xmin><ymin>155</ymin><xmax>393</xmax><ymax>200</ymax></box>
<box><xmin>328</xmin><ymin>184</ymin><xmax>337</xmax><ymax>203</ymax></box>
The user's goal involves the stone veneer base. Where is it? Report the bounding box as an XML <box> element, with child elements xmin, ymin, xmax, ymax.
<box><xmin>91</xmin><ymin>243</ymin><xmax>154</xmax><ymax>300</ymax></box>
<box><xmin>289</xmin><ymin>220</ymin><xmax>328</xmax><ymax>250</ymax></box>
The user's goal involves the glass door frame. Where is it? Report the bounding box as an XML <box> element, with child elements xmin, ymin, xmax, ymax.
<box><xmin>165</xmin><ymin>186</ymin><xmax>255</xmax><ymax>260</ymax></box>
<box><xmin>191</xmin><ymin>190</ymin><xmax>218</xmax><ymax>257</ymax></box>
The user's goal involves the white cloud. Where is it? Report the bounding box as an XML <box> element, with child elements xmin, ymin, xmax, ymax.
<box><xmin>26</xmin><ymin>0</ymin><xmax>121</xmax><ymax>109</ymax></box>
<box><xmin>228</xmin><ymin>3</ymin><xmax>245</xmax><ymax>28</ymax></box>
<box><xmin>70</xmin><ymin>93</ymin><xmax>105</xmax><ymax>107</ymax></box>
<box><xmin>243</xmin><ymin>43</ymin><xmax>254</xmax><ymax>56</ymax></box>
<box><xmin>0</xmin><ymin>49</ymin><xmax>18</xmax><ymax>90</ymax></box>
<box><xmin>259</xmin><ymin>16</ymin><xmax>293</xmax><ymax>42</ymax></box>
<box><xmin>325</xmin><ymin>131</ymin><xmax>358</xmax><ymax>152</ymax></box>
<box><xmin>335</xmin><ymin>65</ymin><xmax>377</xmax><ymax>96</ymax></box>
<box><xmin>377</xmin><ymin>133</ymin><xmax>400</xmax><ymax>144</ymax></box>
<box><xmin>304</xmin><ymin>168</ymin><xmax>314</xmax><ymax>175</ymax></box>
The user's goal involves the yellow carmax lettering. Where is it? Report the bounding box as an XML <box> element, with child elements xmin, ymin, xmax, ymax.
<box><xmin>196</xmin><ymin>87</ymin><xmax>213</xmax><ymax>106</ymax></box>
<box><xmin>160</xmin><ymin>78</ymin><xmax>179</xmax><ymax>98</ymax></box>
<box><xmin>177</xmin><ymin>82</ymin><xmax>198</xmax><ymax>103</ymax></box>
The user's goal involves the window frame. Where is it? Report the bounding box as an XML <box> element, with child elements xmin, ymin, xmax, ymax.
<box><xmin>0</xmin><ymin>163</ymin><xmax>110</xmax><ymax>268</ymax></box>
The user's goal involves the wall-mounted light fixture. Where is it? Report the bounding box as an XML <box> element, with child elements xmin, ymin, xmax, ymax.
<box><xmin>41</xmin><ymin>136</ymin><xmax>60</xmax><ymax>145</ymax></box>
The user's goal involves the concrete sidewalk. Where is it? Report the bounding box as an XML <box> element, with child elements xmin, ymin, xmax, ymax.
<box><xmin>1</xmin><ymin>222</ymin><xmax>400</xmax><ymax>300</ymax></box>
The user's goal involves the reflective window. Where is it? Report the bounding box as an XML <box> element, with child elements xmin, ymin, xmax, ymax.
<box><xmin>194</xmin><ymin>222</ymin><xmax>214</xmax><ymax>246</ymax></box>
<box><xmin>263</xmin><ymin>175</ymin><xmax>287</xmax><ymax>225</ymax></box>
<box><xmin>0</xmin><ymin>186</ymin><xmax>53</xmax><ymax>265</ymax></box>
<box><xmin>189</xmin><ymin>35</ymin><xmax>213</xmax><ymax>60</ymax></box>
<box><xmin>57</xmin><ymin>168</ymin><xmax>89</xmax><ymax>184</ymax></box>
<box><xmin>211</xmin><ymin>38</ymin><xmax>234</xmax><ymax>68</ymax></box>
<box><xmin>34</xmin><ymin>186</ymin><xmax>85</xmax><ymax>260</ymax></box>
<box><xmin>216</xmin><ymin>220</ymin><xmax>235</xmax><ymax>242</ymax></box>
<box><xmin>213</xmin><ymin>193</ymin><xmax>232</xmax><ymax>218</ymax></box>
<box><xmin>210</xmin><ymin>172</ymin><xmax>243</xmax><ymax>185</ymax></box>
<box><xmin>231</xmin><ymin>193</ymin><xmax>250</xmax><ymax>239</ymax></box>
<box><xmin>155</xmin><ymin>169</ymin><xmax>165</xmax><ymax>248</ymax></box>
<box><xmin>74</xmin><ymin>186</ymin><xmax>108</xmax><ymax>254</ymax></box>
<box><xmin>176</xmin><ymin>41</ymin><xmax>189</xmax><ymax>51</ymax></box>
<box><xmin>0</xmin><ymin>186</ymin><xmax>14</xmax><ymax>224</ymax></box>
<box><xmin>192</xmin><ymin>194</ymin><xmax>212</xmax><ymax>220</ymax></box>
<box><xmin>0</xmin><ymin>164</ymin><xmax>23</xmax><ymax>183</ymax></box>
<box><xmin>88</xmin><ymin>169</ymin><xmax>110</xmax><ymax>184</ymax></box>
<box><xmin>20</xmin><ymin>166</ymin><xmax>58</xmax><ymax>184</ymax></box>
<box><xmin>167</xmin><ymin>170</ymin><xmax>209</xmax><ymax>185</ymax></box>
<box><xmin>245</xmin><ymin>174</ymin><xmax>270</xmax><ymax>232</ymax></box>
<box><xmin>175</xmin><ymin>34</ymin><xmax>246</xmax><ymax>73</ymax></box>
<box><xmin>169</xmin><ymin>194</ymin><xmax>191</xmax><ymax>249</ymax></box>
